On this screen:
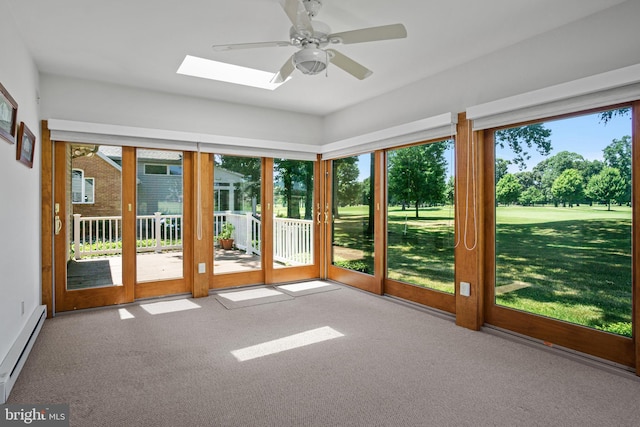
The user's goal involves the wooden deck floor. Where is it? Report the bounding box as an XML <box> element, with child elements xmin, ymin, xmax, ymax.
<box><xmin>66</xmin><ymin>250</ymin><xmax>263</xmax><ymax>290</ymax></box>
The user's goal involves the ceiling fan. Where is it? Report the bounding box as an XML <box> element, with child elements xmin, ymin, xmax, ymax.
<box><xmin>212</xmin><ymin>0</ymin><xmax>407</xmax><ymax>83</ymax></box>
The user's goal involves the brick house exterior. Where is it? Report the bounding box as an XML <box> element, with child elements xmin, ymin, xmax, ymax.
<box><xmin>71</xmin><ymin>150</ymin><xmax>122</xmax><ymax>217</ymax></box>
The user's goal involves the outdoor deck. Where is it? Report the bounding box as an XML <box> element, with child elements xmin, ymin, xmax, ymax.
<box><xmin>66</xmin><ymin>249</ymin><xmax>276</xmax><ymax>290</ymax></box>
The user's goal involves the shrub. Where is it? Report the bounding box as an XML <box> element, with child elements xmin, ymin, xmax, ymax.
<box><xmin>595</xmin><ymin>322</ymin><xmax>631</xmax><ymax>337</ymax></box>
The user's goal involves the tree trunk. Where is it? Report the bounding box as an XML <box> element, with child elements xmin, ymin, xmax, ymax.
<box><xmin>365</xmin><ymin>153</ymin><xmax>375</xmax><ymax>236</ymax></box>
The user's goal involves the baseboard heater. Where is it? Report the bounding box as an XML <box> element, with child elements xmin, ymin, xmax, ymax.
<box><xmin>0</xmin><ymin>305</ymin><xmax>46</xmax><ymax>404</ymax></box>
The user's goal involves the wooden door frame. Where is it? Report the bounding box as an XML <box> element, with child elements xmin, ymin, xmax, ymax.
<box><xmin>269</xmin><ymin>157</ymin><xmax>322</xmax><ymax>284</ymax></box>
<box><xmin>381</xmin><ymin>139</ymin><xmax>457</xmax><ymax>315</ymax></box>
<box><xmin>42</xmin><ymin>129</ymin><xmax>196</xmax><ymax>313</ymax></box>
<box><xmin>134</xmin><ymin>149</ymin><xmax>193</xmax><ymax>299</ymax></box>
<box><xmin>325</xmin><ymin>152</ymin><xmax>384</xmax><ymax>295</ymax></box>
<box><xmin>52</xmin><ymin>142</ymin><xmax>132</xmax><ymax>312</ymax></box>
<box><xmin>481</xmin><ymin>108</ymin><xmax>637</xmax><ymax>368</ymax></box>
<box><xmin>209</xmin><ymin>155</ymin><xmax>265</xmax><ymax>289</ymax></box>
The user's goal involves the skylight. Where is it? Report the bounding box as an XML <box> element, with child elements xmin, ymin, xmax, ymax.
<box><xmin>177</xmin><ymin>55</ymin><xmax>287</xmax><ymax>90</ymax></box>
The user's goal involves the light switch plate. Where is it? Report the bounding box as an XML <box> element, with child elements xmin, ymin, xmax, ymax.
<box><xmin>198</xmin><ymin>263</ymin><xmax>206</xmax><ymax>274</ymax></box>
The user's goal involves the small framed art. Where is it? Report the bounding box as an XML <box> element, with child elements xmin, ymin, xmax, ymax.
<box><xmin>0</xmin><ymin>81</ymin><xmax>18</xmax><ymax>144</ymax></box>
<box><xmin>16</xmin><ymin>122</ymin><xmax>36</xmax><ymax>168</ymax></box>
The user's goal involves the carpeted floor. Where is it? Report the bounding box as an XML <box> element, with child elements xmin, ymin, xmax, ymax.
<box><xmin>7</xmin><ymin>282</ymin><xmax>640</xmax><ymax>426</ymax></box>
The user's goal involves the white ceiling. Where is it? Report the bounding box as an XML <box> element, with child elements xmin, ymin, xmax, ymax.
<box><xmin>6</xmin><ymin>0</ymin><xmax>628</xmax><ymax>117</ymax></box>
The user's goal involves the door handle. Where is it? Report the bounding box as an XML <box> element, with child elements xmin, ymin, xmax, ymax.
<box><xmin>55</xmin><ymin>216</ymin><xmax>62</xmax><ymax>235</ymax></box>
<box><xmin>324</xmin><ymin>203</ymin><xmax>329</xmax><ymax>224</ymax></box>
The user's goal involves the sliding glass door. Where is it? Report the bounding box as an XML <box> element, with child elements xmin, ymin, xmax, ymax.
<box><xmin>53</xmin><ymin>143</ymin><xmax>192</xmax><ymax>312</ymax></box>
<box><xmin>384</xmin><ymin>139</ymin><xmax>456</xmax><ymax>312</ymax></box>
<box><xmin>484</xmin><ymin>105</ymin><xmax>635</xmax><ymax>366</ymax></box>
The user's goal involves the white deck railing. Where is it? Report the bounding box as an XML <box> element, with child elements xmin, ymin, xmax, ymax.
<box><xmin>273</xmin><ymin>217</ymin><xmax>313</xmax><ymax>265</ymax></box>
<box><xmin>72</xmin><ymin>212</ymin><xmax>182</xmax><ymax>260</ymax></box>
<box><xmin>72</xmin><ymin>212</ymin><xmax>313</xmax><ymax>265</ymax></box>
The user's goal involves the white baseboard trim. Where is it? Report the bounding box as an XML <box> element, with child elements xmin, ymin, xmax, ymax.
<box><xmin>0</xmin><ymin>305</ymin><xmax>46</xmax><ymax>404</ymax></box>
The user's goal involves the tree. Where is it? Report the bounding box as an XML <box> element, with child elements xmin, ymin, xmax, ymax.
<box><xmin>495</xmin><ymin>124</ymin><xmax>552</xmax><ymax>169</ymax></box>
<box><xmin>495</xmin><ymin>158</ymin><xmax>510</xmax><ymax>183</ymax></box>
<box><xmin>217</xmin><ymin>155</ymin><xmax>261</xmax><ymax>212</ymax></box>
<box><xmin>388</xmin><ymin>142</ymin><xmax>448</xmax><ymax>218</ymax></box>
<box><xmin>551</xmin><ymin>169</ymin><xmax>583</xmax><ymax>207</ymax></box>
<box><xmin>603</xmin><ymin>135</ymin><xmax>632</xmax><ymax>205</ymax></box>
<box><xmin>518</xmin><ymin>187</ymin><xmax>545</xmax><ymax>207</ymax></box>
<box><xmin>274</xmin><ymin>159</ymin><xmax>314</xmax><ymax>219</ymax></box>
<box><xmin>496</xmin><ymin>174</ymin><xmax>522</xmax><ymax>205</ymax></box>
<box><xmin>585</xmin><ymin>167</ymin><xmax>626</xmax><ymax>211</ymax></box>
<box><xmin>533</xmin><ymin>151</ymin><xmax>585</xmax><ymax>205</ymax></box>
<box><xmin>445</xmin><ymin>175</ymin><xmax>455</xmax><ymax>205</ymax></box>
<box><xmin>332</xmin><ymin>156</ymin><xmax>360</xmax><ymax>217</ymax></box>
<box><xmin>599</xmin><ymin>107</ymin><xmax>630</xmax><ymax>124</ymax></box>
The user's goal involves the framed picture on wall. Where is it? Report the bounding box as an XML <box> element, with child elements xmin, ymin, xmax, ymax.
<box><xmin>16</xmin><ymin>122</ymin><xmax>36</xmax><ymax>168</ymax></box>
<box><xmin>0</xmin><ymin>81</ymin><xmax>18</xmax><ymax>144</ymax></box>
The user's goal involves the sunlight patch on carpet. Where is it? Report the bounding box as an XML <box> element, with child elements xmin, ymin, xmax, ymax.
<box><xmin>218</xmin><ymin>288</ymin><xmax>283</xmax><ymax>302</ymax></box>
<box><xmin>276</xmin><ymin>280</ymin><xmax>340</xmax><ymax>296</ymax></box>
<box><xmin>118</xmin><ymin>308</ymin><xmax>135</xmax><ymax>320</ymax></box>
<box><xmin>231</xmin><ymin>326</ymin><xmax>344</xmax><ymax>362</ymax></box>
<box><xmin>214</xmin><ymin>287</ymin><xmax>294</xmax><ymax>309</ymax></box>
<box><xmin>140</xmin><ymin>299</ymin><xmax>201</xmax><ymax>315</ymax></box>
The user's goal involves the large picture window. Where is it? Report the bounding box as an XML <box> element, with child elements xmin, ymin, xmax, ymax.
<box><xmin>386</xmin><ymin>140</ymin><xmax>455</xmax><ymax>293</ymax></box>
<box><xmin>493</xmin><ymin>106</ymin><xmax>633</xmax><ymax>336</ymax></box>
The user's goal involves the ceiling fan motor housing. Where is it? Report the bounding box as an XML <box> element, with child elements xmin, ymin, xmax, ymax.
<box><xmin>293</xmin><ymin>46</ymin><xmax>327</xmax><ymax>75</ymax></box>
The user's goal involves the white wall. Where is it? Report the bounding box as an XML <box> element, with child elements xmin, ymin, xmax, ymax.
<box><xmin>40</xmin><ymin>74</ymin><xmax>325</xmax><ymax>147</ymax></box>
<box><xmin>324</xmin><ymin>0</ymin><xmax>640</xmax><ymax>143</ymax></box>
<box><xmin>0</xmin><ymin>7</ymin><xmax>41</xmax><ymax>364</ymax></box>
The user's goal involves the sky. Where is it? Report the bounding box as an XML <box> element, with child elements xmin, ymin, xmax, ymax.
<box><xmin>497</xmin><ymin>110</ymin><xmax>632</xmax><ymax>172</ymax></box>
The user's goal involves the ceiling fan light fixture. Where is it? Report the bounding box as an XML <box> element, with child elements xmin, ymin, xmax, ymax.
<box><xmin>293</xmin><ymin>47</ymin><xmax>327</xmax><ymax>75</ymax></box>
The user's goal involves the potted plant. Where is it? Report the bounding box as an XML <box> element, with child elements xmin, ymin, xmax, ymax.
<box><xmin>216</xmin><ymin>222</ymin><xmax>235</xmax><ymax>250</ymax></box>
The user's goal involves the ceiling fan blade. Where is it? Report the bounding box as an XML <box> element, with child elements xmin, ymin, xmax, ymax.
<box><xmin>271</xmin><ymin>55</ymin><xmax>296</xmax><ymax>83</ymax></box>
<box><xmin>327</xmin><ymin>49</ymin><xmax>373</xmax><ymax>80</ymax></box>
<box><xmin>329</xmin><ymin>23</ymin><xmax>407</xmax><ymax>45</ymax></box>
<box><xmin>212</xmin><ymin>41</ymin><xmax>292</xmax><ymax>51</ymax></box>
<box><xmin>280</xmin><ymin>0</ymin><xmax>314</xmax><ymax>36</ymax></box>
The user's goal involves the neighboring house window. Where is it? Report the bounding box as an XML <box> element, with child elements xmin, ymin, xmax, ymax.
<box><xmin>144</xmin><ymin>164</ymin><xmax>183</xmax><ymax>176</ymax></box>
<box><xmin>72</xmin><ymin>169</ymin><xmax>95</xmax><ymax>204</ymax></box>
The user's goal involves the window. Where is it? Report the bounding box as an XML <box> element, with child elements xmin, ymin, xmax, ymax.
<box><xmin>332</xmin><ymin>153</ymin><xmax>375</xmax><ymax>275</ymax></box>
<box><xmin>386</xmin><ymin>139</ymin><xmax>455</xmax><ymax>293</ymax></box>
<box><xmin>493</xmin><ymin>106</ymin><xmax>632</xmax><ymax>336</ymax></box>
<box><xmin>273</xmin><ymin>158</ymin><xmax>315</xmax><ymax>268</ymax></box>
<box><xmin>144</xmin><ymin>164</ymin><xmax>183</xmax><ymax>176</ymax></box>
<box><xmin>71</xmin><ymin>169</ymin><xmax>95</xmax><ymax>204</ymax></box>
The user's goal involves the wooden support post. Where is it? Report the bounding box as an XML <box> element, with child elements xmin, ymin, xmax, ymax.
<box><xmin>633</xmin><ymin>100</ymin><xmax>640</xmax><ymax>375</ymax></box>
<box><xmin>454</xmin><ymin>112</ymin><xmax>485</xmax><ymax>330</ymax></box>
<box><xmin>40</xmin><ymin>121</ymin><xmax>54</xmax><ymax>318</ymax></box>
<box><xmin>192</xmin><ymin>151</ymin><xmax>212</xmax><ymax>298</ymax></box>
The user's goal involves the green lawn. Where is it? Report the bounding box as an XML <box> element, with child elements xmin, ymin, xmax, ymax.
<box><xmin>332</xmin><ymin>203</ymin><xmax>632</xmax><ymax>337</ymax></box>
<box><xmin>332</xmin><ymin>205</ymin><xmax>455</xmax><ymax>293</ymax></box>
<box><xmin>496</xmin><ymin>205</ymin><xmax>632</xmax><ymax>336</ymax></box>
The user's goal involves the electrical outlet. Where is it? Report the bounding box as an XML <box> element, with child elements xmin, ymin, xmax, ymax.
<box><xmin>198</xmin><ymin>263</ymin><xmax>206</xmax><ymax>274</ymax></box>
<box><xmin>460</xmin><ymin>282</ymin><xmax>471</xmax><ymax>297</ymax></box>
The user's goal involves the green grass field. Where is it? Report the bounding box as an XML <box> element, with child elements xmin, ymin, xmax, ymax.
<box><xmin>496</xmin><ymin>205</ymin><xmax>632</xmax><ymax>336</ymax></box>
<box><xmin>332</xmin><ymin>204</ymin><xmax>632</xmax><ymax>337</ymax></box>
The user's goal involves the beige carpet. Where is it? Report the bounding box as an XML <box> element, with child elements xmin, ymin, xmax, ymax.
<box><xmin>7</xmin><ymin>282</ymin><xmax>640</xmax><ymax>427</ymax></box>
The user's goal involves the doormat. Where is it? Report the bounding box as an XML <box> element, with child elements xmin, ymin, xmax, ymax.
<box><xmin>214</xmin><ymin>287</ymin><xmax>294</xmax><ymax>309</ymax></box>
<box><xmin>276</xmin><ymin>280</ymin><xmax>341</xmax><ymax>297</ymax></box>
